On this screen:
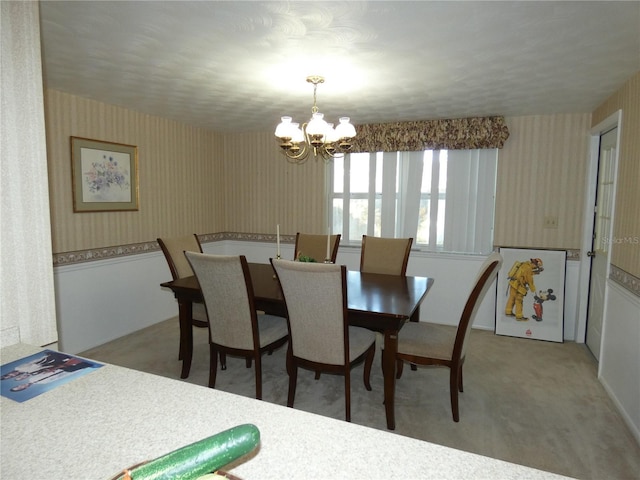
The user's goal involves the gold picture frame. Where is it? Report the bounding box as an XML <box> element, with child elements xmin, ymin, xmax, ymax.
<box><xmin>71</xmin><ymin>136</ymin><xmax>139</xmax><ymax>212</ymax></box>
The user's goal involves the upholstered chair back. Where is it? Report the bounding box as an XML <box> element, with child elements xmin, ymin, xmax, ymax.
<box><xmin>158</xmin><ymin>234</ymin><xmax>202</xmax><ymax>279</ymax></box>
<box><xmin>360</xmin><ymin>235</ymin><xmax>413</xmax><ymax>276</ymax></box>
<box><xmin>272</xmin><ymin>260</ymin><xmax>348</xmax><ymax>365</ymax></box>
<box><xmin>294</xmin><ymin>233</ymin><xmax>341</xmax><ymax>263</ymax></box>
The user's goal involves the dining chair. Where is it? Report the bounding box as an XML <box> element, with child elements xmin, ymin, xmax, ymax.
<box><xmin>185</xmin><ymin>252</ymin><xmax>288</xmax><ymax>400</ymax></box>
<box><xmin>391</xmin><ymin>251</ymin><xmax>503</xmax><ymax>422</ymax></box>
<box><xmin>360</xmin><ymin>235</ymin><xmax>413</xmax><ymax>275</ymax></box>
<box><xmin>294</xmin><ymin>232</ymin><xmax>341</xmax><ymax>263</ymax></box>
<box><xmin>271</xmin><ymin>259</ymin><xmax>376</xmax><ymax>422</ymax></box>
<box><xmin>157</xmin><ymin>234</ymin><xmax>209</xmax><ymax>360</ymax></box>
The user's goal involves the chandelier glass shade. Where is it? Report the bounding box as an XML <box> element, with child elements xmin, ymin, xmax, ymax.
<box><xmin>275</xmin><ymin>76</ymin><xmax>356</xmax><ymax>163</ymax></box>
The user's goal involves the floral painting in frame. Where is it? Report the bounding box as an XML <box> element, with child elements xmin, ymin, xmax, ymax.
<box><xmin>71</xmin><ymin>136</ymin><xmax>139</xmax><ymax>212</ymax></box>
<box><xmin>495</xmin><ymin>247</ymin><xmax>566</xmax><ymax>343</ymax></box>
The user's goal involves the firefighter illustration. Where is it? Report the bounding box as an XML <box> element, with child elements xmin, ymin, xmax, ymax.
<box><xmin>505</xmin><ymin>258</ymin><xmax>544</xmax><ymax>321</ymax></box>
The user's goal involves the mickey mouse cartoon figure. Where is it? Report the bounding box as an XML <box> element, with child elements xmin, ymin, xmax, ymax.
<box><xmin>532</xmin><ymin>289</ymin><xmax>556</xmax><ymax>322</ymax></box>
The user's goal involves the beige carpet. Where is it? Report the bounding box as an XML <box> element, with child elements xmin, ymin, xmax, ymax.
<box><xmin>81</xmin><ymin>318</ymin><xmax>640</xmax><ymax>480</ymax></box>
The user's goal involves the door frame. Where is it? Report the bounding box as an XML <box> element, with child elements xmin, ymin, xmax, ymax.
<box><xmin>576</xmin><ymin>110</ymin><xmax>622</xmax><ymax>346</ymax></box>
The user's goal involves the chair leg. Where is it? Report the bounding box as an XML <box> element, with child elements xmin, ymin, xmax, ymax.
<box><xmin>285</xmin><ymin>342</ymin><xmax>292</xmax><ymax>376</ymax></box>
<box><xmin>315</xmin><ymin>371</ymin><xmax>321</xmax><ymax>380</ymax></box>
<box><xmin>458</xmin><ymin>365</ymin><xmax>464</xmax><ymax>392</ymax></box>
<box><xmin>254</xmin><ymin>355</ymin><xmax>262</xmax><ymax>400</ymax></box>
<box><xmin>396</xmin><ymin>359</ymin><xmax>404</xmax><ymax>379</ymax></box>
<box><xmin>209</xmin><ymin>344</ymin><xmax>218</xmax><ymax>388</ymax></box>
<box><xmin>178</xmin><ymin>318</ymin><xmax>183</xmax><ymax>360</ymax></box>
<box><xmin>363</xmin><ymin>345</ymin><xmax>374</xmax><ymax>391</ymax></box>
<box><xmin>287</xmin><ymin>364</ymin><xmax>298</xmax><ymax>408</ymax></box>
<box><xmin>344</xmin><ymin>369</ymin><xmax>351</xmax><ymax>422</ymax></box>
<box><xmin>246</xmin><ymin>358</ymin><xmax>252</xmax><ymax>368</ymax></box>
<box><xmin>220</xmin><ymin>353</ymin><xmax>227</xmax><ymax>370</ymax></box>
<box><xmin>450</xmin><ymin>367</ymin><xmax>460</xmax><ymax>422</ymax></box>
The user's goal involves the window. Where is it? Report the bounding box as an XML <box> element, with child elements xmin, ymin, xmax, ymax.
<box><xmin>328</xmin><ymin>149</ymin><xmax>498</xmax><ymax>254</ymax></box>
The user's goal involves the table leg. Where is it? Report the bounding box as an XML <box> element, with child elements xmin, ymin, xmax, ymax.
<box><xmin>179</xmin><ymin>299</ymin><xmax>193</xmax><ymax>379</ymax></box>
<box><xmin>382</xmin><ymin>329</ymin><xmax>398</xmax><ymax>430</ymax></box>
<box><xmin>410</xmin><ymin>305</ymin><xmax>421</xmax><ymax>323</ymax></box>
<box><xmin>410</xmin><ymin>305</ymin><xmax>420</xmax><ymax>371</ymax></box>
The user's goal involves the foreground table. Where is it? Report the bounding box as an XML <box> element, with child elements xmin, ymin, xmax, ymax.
<box><xmin>162</xmin><ymin>263</ymin><xmax>434</xmax><ymax>430</ymax></box>
<box><xmin>1</xmin><ymin>344</ymin><xmax>572</xmax><ymax>480</ymax></box>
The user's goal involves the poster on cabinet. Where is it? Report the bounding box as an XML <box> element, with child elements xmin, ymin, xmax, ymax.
<box><xmin>495</xmin><ymin>247</ymin><xmax>566</xmax><ymax>343</ymax></box>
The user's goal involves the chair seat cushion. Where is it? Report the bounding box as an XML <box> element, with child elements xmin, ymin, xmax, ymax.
<box><xmin>396</xmin><ymin>322</ymin><xmax>456</xmax><ymax>360</ymax></box>
<box><xmin>348</xmin><ymin>326</ymin><xmax>376</xmax><ymax>362</ymax></box>
<box><xmin>257</xmin><ymin>314</ymin><xmax>289</xmax><ymax>347</ymax></box>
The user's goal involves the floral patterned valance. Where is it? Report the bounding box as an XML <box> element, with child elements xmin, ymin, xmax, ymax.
<box><xmin>349</xmin><ymin>116</ymin><xmax>510</xmax><ymax>153</ymax></box>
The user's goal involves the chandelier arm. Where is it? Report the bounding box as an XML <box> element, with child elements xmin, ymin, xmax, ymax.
<box><xmin>285</xmin><ymin>153</ymin><xmax>309</xmax><ymax>164</ymax></box>
<box><xmin>282</xmin><ymin>137</ymin><xmax>311</xmax><ymax>162</ymax></box>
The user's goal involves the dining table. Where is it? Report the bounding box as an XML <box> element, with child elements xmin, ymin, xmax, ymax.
<box><xmin>161</xmin><ymin>262</ymin><xmax>434</xmax><ymax>430</ymax></box>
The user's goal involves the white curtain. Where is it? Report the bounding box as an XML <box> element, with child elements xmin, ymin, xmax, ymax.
<box><xmin>334</xmin><ymin>149</ymin><xmax>497</xmax><ymax>254</ymax></box>
<box><xmin>397</xmin><ymin>151</ymin><xmax>424</xmax><ymax>239</ymax></box>
<box><xmin>443</xmin><ymin>149</ymin><xmax>497</xmax><ymax>254</ymax></box>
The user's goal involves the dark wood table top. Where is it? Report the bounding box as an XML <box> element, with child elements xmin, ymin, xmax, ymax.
<box><xmin>162</xmin><ymin>262</ymin><xmax>433</xmax><ymax>330</ymax></box>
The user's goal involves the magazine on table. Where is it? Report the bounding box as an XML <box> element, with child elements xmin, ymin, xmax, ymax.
<box><xmin>1</xmin><ymin>349</ymin><xmax>103</xmax><ymax>403</ymax></box>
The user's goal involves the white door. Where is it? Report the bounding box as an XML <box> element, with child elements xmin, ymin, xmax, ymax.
<box><xmin>586</xmin><ymin>127</ymin><xmax>618</xmax><ymax>360</ymax></box>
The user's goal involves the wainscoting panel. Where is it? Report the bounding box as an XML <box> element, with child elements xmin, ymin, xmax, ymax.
<box><xmin>599</xmin><ymin>280</ymin><xmax>640</xmax><ymax>444</ymax></box>
<box><xmin>54</xmin><ymin>251</ymin><xmax>183</xmax><ymax>353</ymax></box>
<box><xmin>54</xmin><ymin>240</ymin><xmax>583</xmax><ymax>354</ymax></box>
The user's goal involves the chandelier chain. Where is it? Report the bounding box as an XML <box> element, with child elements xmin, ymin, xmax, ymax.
<box><xmin>312</xmin><ymin>83</ymin><xmax>319</xmax><ymax>114</ymax></box>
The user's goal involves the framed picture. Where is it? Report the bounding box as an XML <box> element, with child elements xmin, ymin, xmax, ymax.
<box><xmin>495</xmin><ymin>247</ymin><xmax>566</xmax><ymax>343</ymax></box>
<box><xmin>70</xmin><ymin>136</ymin><xmax>139</xmax><ymax>212</ymax></box>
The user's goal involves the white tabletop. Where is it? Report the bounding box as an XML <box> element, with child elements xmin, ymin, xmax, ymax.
<box><xmin>0</xmin><ymin>344</ymin><xmax>571</xmax><ymax>479</ymax></box>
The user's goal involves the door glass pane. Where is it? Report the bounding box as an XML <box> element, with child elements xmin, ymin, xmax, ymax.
<box><xmin>596</xmin><ymin>151</ymin><xmax>614</xmax><ymax>253</ymax></box>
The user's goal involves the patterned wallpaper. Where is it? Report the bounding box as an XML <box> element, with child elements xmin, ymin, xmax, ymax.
<box><xmin>45</xmin><ymin>90</ymin><xmax>225</xmax><ymax>252</ymax></box>
<box><xmin>494</xmin><ymin>113</ymin><xmax>591</xmax><ymax>250</ymax></box>
<box><xmin>44</xmin><ymin>82</ymin><xmax>639</xmax><ymax>292</ymax></box>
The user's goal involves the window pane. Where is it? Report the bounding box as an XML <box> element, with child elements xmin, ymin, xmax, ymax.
<box><xmin>417</xmin><ymin>198</ymin><xmax>430</xmax><ymax>244</ymax></box>
<box><xmin>375</xmin><ymin>152</ymin><xmax>383</xmax><ymax>193</ymax></box>
<box><xmin>437</xmin><ymin>197</ymin><xmax>446</xmax><ymax>246</ymax></box>
<box><xmin>333</xmin><ymin>156</ymin><xmax>344</xmax><ymax>193</ymax></box>
<box><xmin>439</xmin><ymin>152</ymin><xmax>447</xmax><ymax>192</ymax></box>
<box><xmin>349</xmin><ymin>198</ymin><xmax>368</xmax><ymax>239</ymax></box>
<box><xmin>374</xmin><ymin>197</ymin><xmax>382</xmax><ymax>236</ymax></box>
<box><xmin>422</xmin><ymin>151</ymin><xmax>432</xmax><ymax>193</ymax></box>
<box><xmin>332</xmin><ymin>199</ymin><xmax>343</xmax><ymax>233</ymax></box>
<box><xmin>350</xmin><ymin>153</ymin><xmax>369</xmax><ymax>193</ymax></box>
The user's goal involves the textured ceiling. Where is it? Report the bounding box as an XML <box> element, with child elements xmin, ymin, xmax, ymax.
<box><xmin>39</xmin><ymin>1</ymin><xmax>640</xmax><ymax>133</ymax></box>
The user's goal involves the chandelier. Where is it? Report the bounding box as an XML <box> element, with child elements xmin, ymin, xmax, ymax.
<box><xmin>275</xmin><ymin>75</ymin><xmax>356</xmax><ymax>164</ymax></box>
